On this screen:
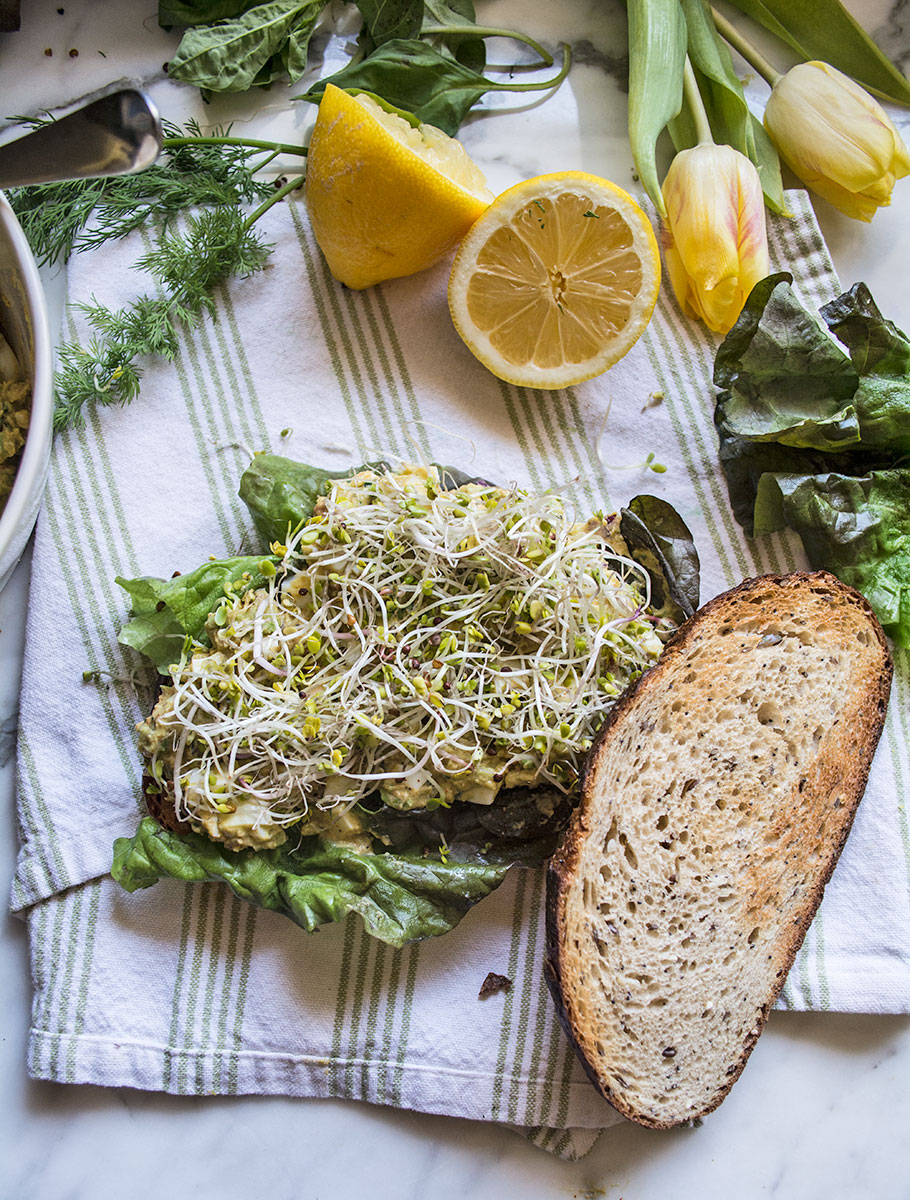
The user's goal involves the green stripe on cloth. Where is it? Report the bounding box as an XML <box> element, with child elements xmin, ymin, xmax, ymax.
<box><xmin>226</xmin><ymin>905</ymin><xmax>257</xmax><ymax>1094</ymax></box>
<box><xmin>213</xmin><ymin>894</ymin><xmax>244</xmax><ymax>1092</ymax></box>
<box><xmin>390</xmin><ymin>942</ymin><xmax>419</xmax><ymax>1109</ymax></box>
<box><xmin>490</xmin><ymin>869</ymin><xmax>531</xmax><ymax>1121</ymax></box>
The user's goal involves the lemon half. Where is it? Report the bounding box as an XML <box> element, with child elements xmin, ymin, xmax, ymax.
<box><xmin>305</xmin><ymin>85</ymin><xmax>494</xmax><ymax>290</ymax></box>
<box><xmin>447</xmin><ymin>173</ymin><xmax>661</xmax><ymax>389</ymax></box>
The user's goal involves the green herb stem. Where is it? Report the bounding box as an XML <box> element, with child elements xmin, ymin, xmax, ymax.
<box><xmin>683</xmin><ymin>55</ymin><xmax>714</xmax><ymax>145</ymax></box>
<box><xmin>250</xmin><ymin>148</ymin><xmax>283</xmax><ymax>173</ymax></box>
<box><xmin>422</xmin><ymin>24</ymin><xmax>554</xmax><ymax>67</ymax></box>
<box><xmin>243</xmin><ymin>174</ymin><xmax>307</xmax><ymax>230</ymax></box>
<box><xmin>484</xmin><ymin>42</ymin><xmax>572</xmax><ymax>93</ymax></box>
<box><xmin>163</xmin><ymin>135</ymin><xmax>308</xmax><ymax>157</ymax></box>
<box><xmin>710</xmin><ymin>7</ymin><xmax>782</xmax><ymax>86</ymax></box>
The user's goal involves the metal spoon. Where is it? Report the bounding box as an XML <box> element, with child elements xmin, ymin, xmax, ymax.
<box><xmin>0</xmin><ymin>89</ymin><xmax>162</xmax><ymax>189</ymax></box>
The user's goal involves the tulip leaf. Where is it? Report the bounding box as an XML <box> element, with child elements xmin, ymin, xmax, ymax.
<box><xmin>724</xmin><ymin>0</ymin><xmax>910</xmax><ymax>106</ymax></box>
<box><xmin>627</xmin><ymin>0</ymin><xmax>687</xmax><ymax>215</ymax></box>
<box><xmin>668</xmin><ymin>0</ymin><xmax>787</xmax><ymax>214</ymax></box>
<box><xmin>678</xmin><ymin>0</ymin><xmax>750</xmax><ymax>146</ymax></box>
<box><xmin>742</xmin><ymin>114</ymin><xmax>788</xmax><ymax>216</ymax></box>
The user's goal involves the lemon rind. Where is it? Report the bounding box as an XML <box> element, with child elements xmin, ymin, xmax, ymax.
<box><xmin>447</xmin><ymin>173</ymin><xmax>660</xmax><ymax>390</ymax></box>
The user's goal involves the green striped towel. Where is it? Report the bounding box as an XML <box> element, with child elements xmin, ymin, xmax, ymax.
<box><xmin>11</xmin><ymin>191</ymin><xmax>910</xmax><ymax>1160</ymax></box>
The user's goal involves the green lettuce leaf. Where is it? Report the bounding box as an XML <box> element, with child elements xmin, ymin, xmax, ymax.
<box><xmin>820</xmin><ymin>283</ymin><xmax>910</xmax><ymax>455</ymax></box>
<box><xmin>117</xmin><ymin>555</ymin><xmax>276</xmax><ymax>673</ymax></box>
<box><xmin>238</xmin><ymin>453</ymin><xmax>358</xmax><ymax>542</ymax></box>
<box><xmin>113</xmin><ymin>817</ymin><xmax>509</xmax><ymax>946</ymax></box>
<box><xmin>714</xmin><ymin>274</ymin><xmax>910</xmax><ymax>644</ymax></box>
<box><xmin>714</xmin><ymin>426</ymin><xmax>849</xmax><ymax>535</ymax></box>
<box><xmin>714</xmin><ymin>274</ymin><xmax>861</xmax><ymax>452</ymax></box>
<box><xmin>754</xmin><ymin>469</ymin><xmax>910</xmax><ymax>646</ymax></box>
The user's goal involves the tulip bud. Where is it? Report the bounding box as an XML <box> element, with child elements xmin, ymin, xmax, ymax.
<box><xmin>763</xmin><ymin>61</ymin><xmax>910</xmax><ymax>222</ymax></box>
<box><xmin>661</xmin><ymin>143</ymin><xmax>770</xmax><ymax>335</ymax></box>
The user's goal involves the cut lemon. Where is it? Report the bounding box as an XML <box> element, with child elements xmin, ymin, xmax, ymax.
<box><xmin>447</xmin><ymin>173</ymin><xmax>661</xmax><ymax>389</ymax></box>
<box><xmin>305</xmin><ymin>85</ymin><xmax>494</xmax><ymax>290</ymax></box>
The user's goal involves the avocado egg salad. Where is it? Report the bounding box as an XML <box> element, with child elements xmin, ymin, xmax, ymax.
<box><xmin>112</xmin><ymin>455</ymin><xmax>699</xmax><ymax>946</ymax></box>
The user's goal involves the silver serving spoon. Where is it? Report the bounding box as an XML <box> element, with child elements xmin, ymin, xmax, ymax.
<box><xmin>0</xmin><ymin>89</ymin><xmax>162</xmax><ymax>189</ymax></box>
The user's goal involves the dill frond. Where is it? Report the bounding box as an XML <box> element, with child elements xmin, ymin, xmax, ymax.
<box><xmin>53</xmin><ymin>212</ymin><xmax>275</xmax><ymax>430</ymax></box>
<box><xmin>7</xmin><ymin>119</ymin><xmax>276</xmax><ymax>267</ymax></box>
<box><xmin>53</xmin><ymin>336</ymin><xmax>144</xmax><ymax>431</ymax></box>
<box><xmin>138</xmin><ymin>206</ymin><xmax>274</xmax><ymax>306</ymax></box>
<box><xmin>7</xmin><ymin>116</ymin><xmax>301</xmax><ymax>431</ymax></box>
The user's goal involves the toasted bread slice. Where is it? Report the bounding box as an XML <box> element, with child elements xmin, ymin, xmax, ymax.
<box><xmin>545</xmin><ymin>572</ymin><xmax>892</xmax><ymax>1129</ymax></box>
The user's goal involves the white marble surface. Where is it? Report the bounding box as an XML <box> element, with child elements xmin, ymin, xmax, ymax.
<box><xmin>2</xmin><ymin>0</ymin><xmax>910</xmax><ymax>1196</ymax></box>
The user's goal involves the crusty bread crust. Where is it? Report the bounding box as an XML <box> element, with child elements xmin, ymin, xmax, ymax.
<box><xmin>545</xmin><ymin>572</ymin><xmax>892</xmax><ymax>1130</ymax></box>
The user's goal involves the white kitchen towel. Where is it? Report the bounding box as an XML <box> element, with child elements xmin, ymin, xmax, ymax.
<box><xmin>11</xmin><ymin>190</ymin><xmax>910</xmax><ymax>1160</ymax></box>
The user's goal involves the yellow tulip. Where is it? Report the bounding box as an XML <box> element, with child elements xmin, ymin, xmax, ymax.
<box><xmin>661</xmin><ymin>143</ymin><xmax>770</xmax><ymax>335</ymax></box>
<box><xmin>763</xmin><ymin>61</ymin><xmax>910</xmax><ymax>222</ymax></box>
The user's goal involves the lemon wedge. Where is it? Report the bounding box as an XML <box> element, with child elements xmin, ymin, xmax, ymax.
<box><xmin>305</xmin><ymin>85</ymin><xmax>494</xmax><ymax>290</ymax></box>
<box><xmin>447</xmin><ymin>173</ymin><xmax>661</xmax><ymax>389</ymax></box>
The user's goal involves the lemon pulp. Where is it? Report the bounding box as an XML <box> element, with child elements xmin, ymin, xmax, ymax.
<box><xmin>448</xmin><ymin>173</ymin><xmax>660</xmax><ymax>389</ymax></box>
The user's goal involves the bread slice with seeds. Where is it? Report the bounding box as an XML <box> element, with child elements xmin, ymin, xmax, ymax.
<box><xmin>545</xmin><ymin>572</ymin><xmax>892</xmax><ymax>1130</ymax></box>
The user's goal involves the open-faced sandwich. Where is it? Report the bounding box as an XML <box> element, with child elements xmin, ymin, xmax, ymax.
<box><xmin>112</xmin><ymin>455</ymin><xmax>699</xmax><ymax>946</ymax></box>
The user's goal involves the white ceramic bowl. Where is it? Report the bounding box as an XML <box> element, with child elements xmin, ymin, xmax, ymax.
<box><xmin>0</xmin><ymin>190</ymin><xmax>53</xmax><ymax>593</ymax></box>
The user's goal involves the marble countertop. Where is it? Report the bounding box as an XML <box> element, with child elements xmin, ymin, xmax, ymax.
<box><xmin>2</xmin><ymin>1</ymin><xmax>909</xmax><ymax>1196</ymax></box>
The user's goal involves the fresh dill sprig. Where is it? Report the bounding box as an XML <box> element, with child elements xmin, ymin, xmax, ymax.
<box><xmin>8</xmin><ymin>120</ymin><xmax>283</xmax><ymax>268</ymax></box>
<box><xmin>8</xmin><ymin>118</ymin><xmax>306</xmax><ymax>430</ymax></box>
<box><xmin>52</xmin><ymin>207</ymin><xmax>280</xmax><ymax>431</ymax></box>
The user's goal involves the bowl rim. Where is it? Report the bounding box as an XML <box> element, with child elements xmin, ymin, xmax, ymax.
<box><xmin>0</xmin><ymin>190</ymin><xmax>53</xmax><ymax>554</ymax></box>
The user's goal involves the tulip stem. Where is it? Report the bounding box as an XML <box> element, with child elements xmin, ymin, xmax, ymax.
<box><xmin>683</xmin><ymin>57</ymin><xmax>715</xmax><ymax>145</ymax></box>
<box><xmin>711</xmin><ymin>6</ymin><xmax>782</xmax><ymax>86</ymax></box>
